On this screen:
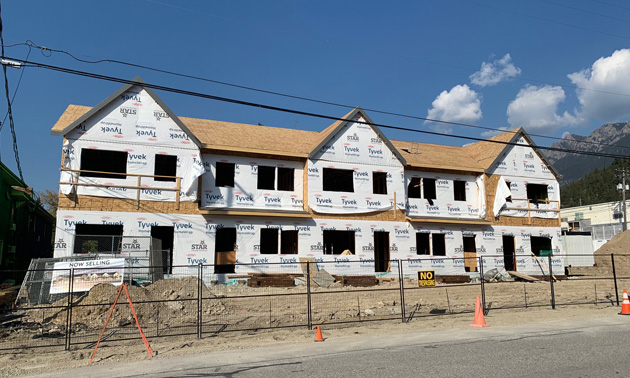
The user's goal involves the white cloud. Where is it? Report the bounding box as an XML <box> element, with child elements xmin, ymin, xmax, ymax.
<box><xmin>568</xmin><ymin>49</ymin><xmax>630</xmax><ymax>122</ymax></box>
<box><xmin>480</xmin><ymin>127</ymin><xmax>508</xmax><ymax>138</ymax></box>
<box><xmin>426</xmin><ymin>84</ymin><xmax>482</xmax><ymax>133</ymax></box>
<box><xmin>470</xmin><ymin>54</ymin><xmax>522</xmax><ymax>87</ymax></box>
<box><xmin>507</xmin><ymin>85</ymin><xmax>582</xmax><ymax>131</ymax></box>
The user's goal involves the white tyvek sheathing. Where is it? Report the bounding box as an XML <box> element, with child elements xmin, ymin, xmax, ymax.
<box><xmin>60</xmin><ymin>86</ymin><xmax>204</xmax><ymax>199</ymax></box>
<box><xmin>200</xmin><ymin>154</ymin><xmax>304</xmax><ymax>210</ymax></box>
<box><xmin>312</xmin><ymin>116</ymin><xmax>404</xmax><ymax>168</ymax></box>
<box><xmin>495</xmin><ymin>176</ymin><xmax>560</xmax><ymax>219</ymax></box>
<box><xmin>405</xmin><ymin>171</ymin><xmax>485</xmax><ymax>219</ymax></box>
<box><xmin>64</xmin><ymin>87</ymin><xmax>197</xmax><ymax>148</ymax></box>
<box><xmin>489</xmin><ymin>136</ymin><xmax>556</xmax><ymax>179</ymax></box>
<box><xmin>60</xmin><ymin>140</ymin><xmax>203</xmax><ymax>201</ymax></box>
<box><xmin>307</xmin><ymin>159</ymin><xmax>406</xmax><ymax>214</ymax></box>
<box><xmin>54</xmin><ymin>210</ymin><xmax>563</xmax><ymax>277</ymax></box>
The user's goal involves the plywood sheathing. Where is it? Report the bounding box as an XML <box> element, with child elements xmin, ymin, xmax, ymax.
<box><xmin>51</xmin><ymin>105</ymin><xmax>92</xmax><ymax>133</ymax></box>
<box><xmin>392</xmin><ymin>140</ymin><xmax>484</xmax><ymax>173</ymax></box>
<box><xmin>485</xmin><ymin>174</ymin><xmax>560</xmax><ymax>227</ymax></box>
<box><xmin>462</xmin><ymin>128</ymin><xmax>521</xmax><ymax>170</ymax></box>
<box><xmin>58</xmin><ymin>194</ymin><xmax>201</xmax><ymax>214</ymax></box>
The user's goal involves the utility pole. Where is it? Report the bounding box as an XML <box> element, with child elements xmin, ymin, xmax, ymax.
<box><xmin>617</xmin><ymin>169</ymin><xmax>628</xmax><ymax>232</ymax></box>
<box><xmin>624</xmin><ymin>170</ymin><xmax>627</xmax><ymax>232</ymax></box>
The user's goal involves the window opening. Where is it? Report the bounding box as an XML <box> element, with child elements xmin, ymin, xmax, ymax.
<box><xmin>454</xmin><ymin>180</ymin><xmax>466</xmax><ymax>201</ymax></box>
<box><xmin>526</xmin><ymin>184</ymin><xmax>548</xmax><ymax>205</ymax></box>
<box><xmin>423</xmin><ymin>178</ymin><xmax>437</xmax><ymax>200</ymax></box>
<box><xmin>416</xmin><ymin>233</ymin><xmax>430</xmax><ymax>255</ymax></box>
<box><xmin>260</xmin><ymin>228</ymin><xmax>278</xmax><ymax>254</ymax></box>
<box><xmin>432</xmin><ymin>233</ymin><xmax>446</xmax><ymax>256</ymax></box>
<box><xmin>530</xmin><ymin>236</ymin><xmax>552</xmax><ymax>256</ymax></box>
<box><xmin>215</xmin><ymin>162</ymin><xmax>235</xmax><ymax>187</ymax></box>
<box><xmin>408</xmin><ymin>177</ymin><xmax>421</xmax><ymax>198</ymax></box>
<box><xmin>74</xmin><ymin>224</ymin><xmax>123</xmax><ymax>254</ymax></box>
<box><xmin>277</xmin><ymin>167</ymin><xmax>295</xmax><ymax>191</ymax></box>
<box><xmin>323</xmin><ymin>230</ymin><xmax>355</xmax><ymax>255</ymax></box>
<box><xmin>373</xmin><ymin>171</ymin><xmax>387</xmax><ymax>195</ymax></box>
<box><xmin>280</xmin><ymin>230</ymin><xmax>298</xmax><ymax>254</ymax></box>
<box><xmin>80</xmin><ymin>149</ymin><xmax>127</xmax><ymax>179</ymax></box>
<box><xmin>323</xmin><ymin>168</ymin><xmax>354</xmax><ymax>192</ymax></box>
<box><xmin>257</xmin><ymin>165</ymin><xmax>276</xmax><ymax>190</ymax></box>
<box><xmin>154</xmin><ymin>154</ymin><xmax>177</xmax><ymax>182</ymax></box>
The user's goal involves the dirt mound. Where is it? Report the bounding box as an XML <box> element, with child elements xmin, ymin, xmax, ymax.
<box><xmin>572</xmin><ymin>230</ymin><xmax>630</xmax><ymax>276</ymax></box>
<box><xmin>30</xmin><ymin>277</ymin><xmax>226</xmax><ymax>328</ymax></box>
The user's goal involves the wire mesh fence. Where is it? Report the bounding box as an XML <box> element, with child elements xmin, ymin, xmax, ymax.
<box><xmin>1</xmin><ymin>253</ymin><xmax>628</xmax><ymax>352</ymax></box>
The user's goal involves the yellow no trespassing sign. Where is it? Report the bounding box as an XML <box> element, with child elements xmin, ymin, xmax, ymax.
<box><xmin>417</xmin><ymin>270</ymin><xmax>436</xmax><ymax>287</ymax></box>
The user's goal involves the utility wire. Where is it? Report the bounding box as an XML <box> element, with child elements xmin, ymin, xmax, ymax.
<box><xmin>540</xmin><ymin>0</ymin><xmax>630</xmax><ymax>24</ymax></box>
<box><xmin>5</xmin><ymin>55</ymin><xmax>630</xmax><ymax>161</ymax></box>
<box><xmin>0</xmin><ymin>2</ymin><xmax>24</xmax><ymax>181</ymax></box>
<box><xmin>0</xmin><ymin>44</ymin><xmax>31</xmax><ymax>133</ymax></box>
<box><xmin>589</xmin><ymin>0</ymin><xmax>630</xmax><ymax>12</ymax></box>
<box><xmin>460</xmin><ymin>0</ymin><xmax>630</xmax><ymax>40</ymax></box>
<box><xmin>5</xmin><ymin>41</ymin><xmax>630</xmax><ymax>152</ymax></box>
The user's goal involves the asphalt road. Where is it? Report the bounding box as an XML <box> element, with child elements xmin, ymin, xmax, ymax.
<box><xmin>27</xmin><ymin>316</ymin><xmax>630</xmax><ymax>378</ymax></box>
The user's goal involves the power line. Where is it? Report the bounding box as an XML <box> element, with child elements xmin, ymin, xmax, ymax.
<box><xmin>460</xmin><ymin>0</ymin><xmax>630</xmax><ymax>40</ymax></box>
<box><xmin>5</xmin><ymin>56</ymin><xmax>630</xmax><ymax>162</ymax></box>
<box><xmin>589</xmin><ymin>0</ymin><xmax>630</xmax><ymax>12</ymax></box>
<box><xmin>5</xmin><ymin>41</ymin><xmax>630</xmax><ymax>152</ymax></box>
<box><xmin>540</xmin><ymin>0</ymin><xmax>630</xmax><ymax>24</ymax></box>
<box><xmin>0</xmin><ymin>2</ymin><xmax>24</xmax><ymax>182</ymax></box>
<box><xmin>0</xmin><ymin>44</ymin><xmax>31</xmax><ymax>133</ymax></box>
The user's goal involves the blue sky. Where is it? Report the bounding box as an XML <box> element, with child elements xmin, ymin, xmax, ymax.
<box><xmin>1</xmin><ymin>0</ymin><xmax>630</xmax><ymax>193</ymax></box>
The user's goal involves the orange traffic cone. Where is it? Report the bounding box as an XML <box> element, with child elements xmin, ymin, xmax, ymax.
<box><xmin>620</xmin><ymin>290</ymin><xmax>630</xmax><ymax>315</ymax></box>
<box><xmin>470</xmin><ymin>296</ymin><xmax>489</xmax><ymax>327</ymax></box>
<box><xmin>314</xmin><ymin>326</ymin><xmax>324</xmax><ymax>342</ymax></box>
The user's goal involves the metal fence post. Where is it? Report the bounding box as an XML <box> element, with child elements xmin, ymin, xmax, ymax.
<box><xmin>479</xmin><ymin>257</ymin><xmax>486</xmax><ymax>314</ymax></box>
<box><xmin>197</xmin><ymin>263</ymin><xmax>202</xmax><ymax>339</ymax></box>
<box><xmin>398</xmin><ymin>260</ymin><xmax>406</xmax><ymax>322</ymax></box>
<box><xmin>306</xmin><ymin>261</ymin><xmax>312</xmax><ymax>330</ymax></box>
<box><xmin>548</xmin><ymin>255</ymin><xmax>556</xmax><ymax>309</ymax></box>
<box><xmin>612</xmin><ymin>254</ymin><xmax>620</xmax><ymax>306</ymax></box>
<box><xmin>65</xmin><ymin>268</ymin><xmax>74</xmax><ymax>351</ymax></box>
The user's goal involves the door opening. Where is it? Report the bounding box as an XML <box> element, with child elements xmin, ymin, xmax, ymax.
<box><xmin>502</xmin><ymin>235</ymin><xmax>516</xmax><ymax>271</ymax></box>
<box><xmin>374</xmin><ymin>231</ymin><xmax>390</xmax><ymax>273</ymax></box>
<box><xmin>463</xmin><ymin>236</ymin><xmax>477</xmax><ymax>273</ymax></box>
<box><xmin>215</xmin><ymin>227</ymin><xmax>236</xmax><ymax>273</ymax></box>
<box><xmin>151</xmin><ymin>226</ymin><xmax>174</xmax><ymax>275</ymax></box>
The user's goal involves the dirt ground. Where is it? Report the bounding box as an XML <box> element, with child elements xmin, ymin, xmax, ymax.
<box><xmin>0</xmin><ymin>304</ymin><xmax>621</xmax><ymax>378</ymax></box>
<box><xmin>0</xmin><ymin>275</ymin><xmax>627</xmax><ymax>378</ymax></box>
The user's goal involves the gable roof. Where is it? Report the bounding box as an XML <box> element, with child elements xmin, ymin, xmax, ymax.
<box><xmin>392</xmin><ymin>140</ymin><xmax>484</xmax><ymax>172</ymax></box>
<box><xmin>52</xmin><ymin>98</ymin><xmax>551</xmax><ymax>175</ymax></box>
<box><xmin>307</xmin><ymin>107</ymin><xmax>407</xmax><ymax>165</ymax></box>
<box><xmin>50</xmin><ymin>77</ymin><xmax>202</xmax><ymax>147</ymax></box>
<box><xmin>462</xmin><ymin>128</ymin><xmax>559</xmax><ymax>178</ymax></box>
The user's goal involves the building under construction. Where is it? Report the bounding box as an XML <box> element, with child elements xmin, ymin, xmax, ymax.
<box><xmin>50</xmin><ymin>78</ymin><xmax>563</xmax><ymax>278</ymax></box>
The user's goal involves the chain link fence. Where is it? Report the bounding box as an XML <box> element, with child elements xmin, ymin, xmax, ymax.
<box><xmin>0</xmin><ymin>254</ymin><xmax>627</xmax><ymax>352</ymax></box>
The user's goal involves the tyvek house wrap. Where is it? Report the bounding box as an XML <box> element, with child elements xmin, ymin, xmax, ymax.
<box><xmin>405</xmin><ymin>171</ymin><xmax>486</xmax><ymax>219</ymax></box>
<box><xmin>59</xmin><ymin>87</ymin><xmax>204</xmax><ymax>201</ymax></box>
<box><xmin>200</xmin><ymin>154</ymin><xmax>304</xmax><ymax>210</ymax></box>
<box><xmin>54</xmin><ymin>209</ymin><xmax>564</xmax><ymax>277</ymax></box>
<box><xmin>308</xmin><ymin>116</ymin><xmax>406</xmax><ymax>214</ymax></box>
<box><xmin>488</xmin><ymin>136</ymin><xmax>559</xmax><ymax>219</ymax></box>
